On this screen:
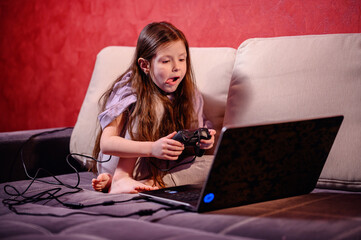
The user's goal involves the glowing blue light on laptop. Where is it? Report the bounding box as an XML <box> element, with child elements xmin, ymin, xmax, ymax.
<box><xmin>164</xmin><ymin>190</ymin><xmax>178</xmax><ymax>194</ymax></box>
<box><xmin>203</xmin><ymin>193</ymin><xmax>214</xmax><ymax>203</ymax></box>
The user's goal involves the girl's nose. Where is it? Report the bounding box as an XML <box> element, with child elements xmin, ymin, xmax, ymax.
<box><xmin>173</xmin><ymin>62</ymin><xmax>180</xmax><ymax>72</ymax></box>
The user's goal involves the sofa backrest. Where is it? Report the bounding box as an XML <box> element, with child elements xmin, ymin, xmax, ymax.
<box><xmin>224</xmin><ymin>33</ymin><xmax>361</xmax><ymax>191</ymax></box>
<box><xmin>70</xmin><ymin>46</ymin><xmax>236</xmax><ymax>166</ymax></box>
<box><xmin>71</xmin><ymin>33</ymin><xmax>361</xmax><ymax>192</ymax></box>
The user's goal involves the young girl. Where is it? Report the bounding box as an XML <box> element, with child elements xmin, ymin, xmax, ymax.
<box><xmin>91</xmin><ymin>22</ymin><xmax>216</xmax><ymax>194</ymax></box>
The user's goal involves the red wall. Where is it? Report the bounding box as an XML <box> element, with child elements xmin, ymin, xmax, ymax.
<box><xmin>1</xmin><ymin>0</ymin><xmax>360</xmax><ymax>132</ymax></box>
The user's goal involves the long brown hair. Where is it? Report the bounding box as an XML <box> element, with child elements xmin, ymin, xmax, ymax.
<box><xmin>92</xmin><ymin>22</ymin><xmax>198</xmax><ymax>187</ymax></box>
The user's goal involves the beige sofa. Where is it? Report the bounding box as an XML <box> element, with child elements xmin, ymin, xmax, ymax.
<box><xmin>71</xmin><ymin>33</ymin><xmax>361</xmax><ymax>192</ymax></box>
<box><xmin>1</xmin><ymin>33</ymin><xmax>360</xmax><ymax>240</ymax></box>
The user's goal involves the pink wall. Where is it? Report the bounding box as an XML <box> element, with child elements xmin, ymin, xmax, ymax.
<box><xmin>1</xmin><ymin>0</ymin><xmax>360</xmax><ymax>132</ymax></box>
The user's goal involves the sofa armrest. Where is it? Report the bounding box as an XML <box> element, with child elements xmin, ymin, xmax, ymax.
<box><xmin>0</xmin><ymin>127</ymin><xmax>86</xmax><ymax>183</ymax></box>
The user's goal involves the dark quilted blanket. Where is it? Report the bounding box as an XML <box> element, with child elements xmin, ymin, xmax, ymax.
<box><xmin>1</xmin><ymin>172</ymin><xmax>360</xmax><ymax>240</ymax></box>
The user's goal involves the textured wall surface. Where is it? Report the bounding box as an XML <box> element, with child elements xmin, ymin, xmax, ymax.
<box><xmin>1</xmin><ymin>0</ymin><xmax>360</xmax><ymax>131</ymax></box>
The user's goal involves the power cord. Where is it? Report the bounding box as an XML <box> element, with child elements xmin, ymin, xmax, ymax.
<box><xmin>3</xmin><ymin>128</ymin><xmax>186</xmax><ymax>218</ymax></box>
<box><xmin>6</xmin><ymin>198</ymin><xmax>185</xmax><ymax>218</ymax></box>
<box><xmin>8</xmin><ymin>127</ymin><xmax>73</xmax><ymax>182</ymax></box>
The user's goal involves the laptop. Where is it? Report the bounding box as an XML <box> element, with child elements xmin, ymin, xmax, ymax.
<box><xmin>139</xmin><ymin>115</ymin><xmax>344</xmax><ymax>212</ymax></box>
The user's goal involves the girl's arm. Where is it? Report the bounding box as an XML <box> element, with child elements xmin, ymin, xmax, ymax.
<box><xmin>100</xmin><ymin>114</ymin><xmax>184</xmax><ymax>160</ymax></box>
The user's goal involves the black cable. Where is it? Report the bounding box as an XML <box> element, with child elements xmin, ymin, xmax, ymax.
<box><xmin>9</xmin><ymin>127</ymin><xmax>113</xmax><ymax>188</ymax></box>
<box><xmin>2</xmin><ymin>164</ymin><xmax>83</xmax><ymax>210</ymax></box>
<box><xmin>68</xmin><ymin>152</ymin><xmax>112</xmax><ymax>164</ymax></box>
<box><xmin>6</xmin><ymin>201</ymin><xmax>185</xmax><ymax>218</ymax></box>
<box><xmin>4</xmin><ymin>128</ymin><xmax>87</xmax><ymax>215</ymax></box>
<box><xmin>3</xmin><ymin>193</ymin><xmax>183</xmax><ymax>218</ymax></box>
<box><xmin>3</xmin><ymin>162</ymin><xmax>184</xmax><ymax>218</ymax></box>
<box><xmin>63</xmin><ymin>195</ymin><xmax>145</xmax><ymax>209</ymax></box>
<box><xmin>8</xmin><ymin>127</ymin><xmax>73</xmax><ymax>181</ymax></box>
<box><xmin>3</xmin><ymin>128</ymin><xmax>187</xmax><ymax>219</ymax></box>
<box><xmin>10</xmin><ymin>127</ymin><xmax>110</xmax><ymax>185</ymax></box>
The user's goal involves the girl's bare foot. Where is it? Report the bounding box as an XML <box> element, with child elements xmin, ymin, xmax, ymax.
<box><xmin>92</xmin><ymin>173</ymin><xmax>112</xmax><ymax>192</ymax></box>
<box><xmin>109</xmin><ymin>176</ymin><xmax>159</xmax><ymax>194</ymax></box>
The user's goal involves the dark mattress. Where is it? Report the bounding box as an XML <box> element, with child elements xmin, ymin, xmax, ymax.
<box><xmin>1</xmin><ymin>172</ymin><xmax>361</xmax><ymax>240</ymax></box>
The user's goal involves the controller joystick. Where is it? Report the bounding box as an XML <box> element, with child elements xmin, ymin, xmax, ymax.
<box><xmin>172</xmin><ymin>128</ymin><xmax>211</xmax><ymax>157</ymax></box>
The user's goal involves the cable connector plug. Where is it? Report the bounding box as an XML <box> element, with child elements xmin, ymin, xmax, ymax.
<box><xmin>64</xmin><ymin>202</ymin><xmax>84</xmax><ymax>209</ymax></box>
<box><xmin>137</xmin><ymin>209</ymin><xmax>155</xmax><ymax>216</ymax></box>
<box><xmin>102</xmin><ymin>200</ymin><xmax>115</xmax><ymax>206</ymax></box>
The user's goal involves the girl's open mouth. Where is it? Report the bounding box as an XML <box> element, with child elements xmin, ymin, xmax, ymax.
<box><xmin>166</xmin><ymin>77</ymin><xmax>180</xmax><ymax>84</ymax></box>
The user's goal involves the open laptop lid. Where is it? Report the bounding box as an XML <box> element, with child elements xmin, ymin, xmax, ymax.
<box><xmin>196</xmin><ymin>115</ymin><xmax>343</xmax><ymax>212</ymax></box>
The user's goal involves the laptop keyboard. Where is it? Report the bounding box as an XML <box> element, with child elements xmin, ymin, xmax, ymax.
<box><xmin>165</xmin><ymin>189</ymin><xmax>201</xmax><ymax>202</ymax></box>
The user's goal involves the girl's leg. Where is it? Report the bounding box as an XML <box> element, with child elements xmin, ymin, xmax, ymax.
<box><xmin>92</xmin><ymin>154</ymin><xmax>118</xmax><ymax>192</ymax></box>
<box><xmin>109</xmin><ymin>157</ymin><xmax>158</xmax><ymax>194</ymax></box>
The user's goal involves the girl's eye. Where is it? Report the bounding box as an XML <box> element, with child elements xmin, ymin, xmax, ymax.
<box><xmin>162</xmin><ymin>60</ymin><xmax>170</xmax><ymax>64</ymax></box>
<box><xmin>179</xmin><ymin>58</ymin><xmax>185</xmax><ymax>62</ymax></box>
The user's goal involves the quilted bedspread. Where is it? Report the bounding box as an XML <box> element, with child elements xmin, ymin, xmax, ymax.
<box><xmin>1</xmin><ymin>172</ymin><xmax>361</xmax><ymax>240</ymax></box>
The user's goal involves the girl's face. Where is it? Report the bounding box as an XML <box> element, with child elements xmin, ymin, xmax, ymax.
<box><xmin>150</xmin><ymin>40</ymin><xmax>187</xmax><ymax>93</ymax></box>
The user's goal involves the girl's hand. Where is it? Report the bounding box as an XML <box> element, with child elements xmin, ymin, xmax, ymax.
<box><xmin>198</xmin><ymin>129</ymin><xmax>216</xmax><ymax>150</ymax></box>
<box><xmin>151</xmin><ymin>132</ymin><xmax>184</xmax><ymax>160</ymax></box>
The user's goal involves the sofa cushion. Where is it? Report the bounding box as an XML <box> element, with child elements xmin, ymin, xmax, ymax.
<box><xmin>224</xmin><ymin>33</ymin><xmax>361</xmax><ymax>191</ymax></box>
<box><xmin>70</xmin><ymin>46</ymin><xmax>235</xmax><ymax>166</ymax></box>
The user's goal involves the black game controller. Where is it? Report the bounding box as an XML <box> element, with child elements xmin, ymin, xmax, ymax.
<box><xmin>172</xmin><ymin>128</ymin><xmax>211</xmax><ymax>157</ymax></box>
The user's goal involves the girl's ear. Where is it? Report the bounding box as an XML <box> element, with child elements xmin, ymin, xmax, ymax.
<box><xmin>138</xmin><ymin>58</ymin><xmax>150</xmax><ymax>75</ymax></box>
